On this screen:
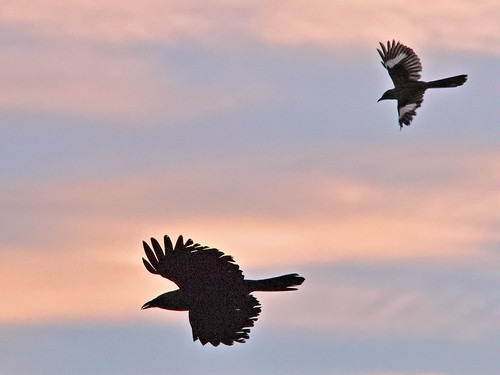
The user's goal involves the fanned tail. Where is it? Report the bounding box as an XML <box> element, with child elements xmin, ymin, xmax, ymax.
<box><xmin>246</xmin><ymin>273</ymin><xmax>305</xmax><ymax>292</ymax></box>
<box><xmin>427</xmin><ymin>74</ymin><xmax>467</xmax><ymax>88</ymax></box>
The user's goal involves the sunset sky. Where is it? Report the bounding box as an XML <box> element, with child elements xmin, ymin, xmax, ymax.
<box><xmin>1</xmin><ymin>1</ymin><xmax>499</xmax><ymax>374</ymax></box>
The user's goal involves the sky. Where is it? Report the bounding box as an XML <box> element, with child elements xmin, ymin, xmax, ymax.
<box><xmin>1</xmin><ymin>0</ymin><xmax>499</xmax><ymax>374</ymax></box>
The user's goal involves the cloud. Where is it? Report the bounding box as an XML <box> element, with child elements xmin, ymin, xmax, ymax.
<box><xmin>0</xmin><ymin>36</ymin><xmax>275</xmax><ymax>121</ymax></box>
<box><xmin>1</xmin><ymin>1</ymin><xmax>495</xmax><ymax>121</ymax></box>
<box><xmin>0</xmin><ymin>146</ymin><xmax>497</xmax><ymax>324</ymax></box>
<box><xmin>2</xmin><ymin>146</ymin><xmax>497</xmax><ymax>262</ymax></box>
<box><xmin>1</xmin><ymin>0</ymin><xmax>498</xmax><ymax>53</ymax></box>
<box><xmin>2</xmin><ymin>1</ymin><xmax>495</xmax><ymax>122</ymax></box>
<box><xmin>254</xmin><ymin>0</ymin><xmax>500</xmax><ymax>54</ymax></box>
<box><xmin>263</xmin><ymin>260</ymin><xmax>500</xmax><ymax>341</ymax></box>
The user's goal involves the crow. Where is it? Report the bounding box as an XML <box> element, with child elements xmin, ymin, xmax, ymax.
<box><xmin>377</xmin><ymin>40</ymin><xmax>467</xmax><ymax>128</ymax></box>
<box><xmin>141</xmin><ymin>234</ymin><xmax>305</xmax><ymax>346</ymax></box>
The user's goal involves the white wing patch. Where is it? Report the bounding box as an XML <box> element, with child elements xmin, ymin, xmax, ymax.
<box><xmin>378</xmin><ymin>41</ymin><xmax>423</xmax><ymax>82</ymax></box>
<box><xmin>384</xmin><ymin>52</ymin><xmax>407</xmax><ymax>68</ymax></box>
<box><xmin>399</xmin><ymin>103</ymin><xmax>417</xmax><ymax>117</ymax></box>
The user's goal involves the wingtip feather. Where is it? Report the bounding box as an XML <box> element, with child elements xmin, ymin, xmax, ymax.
<box><xmin>142</xmin><ymin>257</ymin><xmax>158</xmax><ymax>274</ymax></box>
<box><xmin>150</xmin><ymin>237</ymin><xmax>164</xmax><ymax>259</ymax></box>
<box><xmin>164</xmin><ymin>235</ymin><xmax>173</xmax><ymax>253</ymax></box>
<box><xmin>143</xmin><ymin>241</ymin><xmax>159</xmax><ymax>268</ymax></box>
<box><xmin>174</xmin><ymin>235</ymin><xmax>184</xmax><ymax>251</ymax></box>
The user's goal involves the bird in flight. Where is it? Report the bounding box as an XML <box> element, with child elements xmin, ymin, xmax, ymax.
<box><xmin>377</xmin><ymin>40</ymin><xmax>467</xmax><ymax>128</ymax></box>
<box><xmin>141</xmin><ymin>234</ymin><xmax>305</xmax><ymax>346</ymax></box>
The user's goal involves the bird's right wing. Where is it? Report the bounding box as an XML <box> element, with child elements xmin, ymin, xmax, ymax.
<box><xmin>378</xmin><ymin>40</ymin><xmax>422</xmax><ymax>85</ymax></box>
<box><xmin>189</xmin><ymin>294</ymin><xmax>262</xmax><ymax>346</ymax></box>
<box><xmin>142</xmin><ymin>235</ymin><xmax>244</xmax><ymax>289</ymax></box>
<box><xmin>397</xmin><ymin>93</ymin><xmax>424</xmax><ymax>127</ymax></box>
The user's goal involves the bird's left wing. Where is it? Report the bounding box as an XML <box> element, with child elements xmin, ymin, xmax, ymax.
<box><xmin>189</xmin><ymin>294</ymin><xmax>262</xmax><ymax>346</ymax></box>
<box><xmin>142</xmin><ymin>235</ymin><xmax>244</xmax><ymax>288</ymax></box>
<box><xmin>378</xmin><ymin>40</ymin><xmax>422</xmax><ymax>85</ymax></box>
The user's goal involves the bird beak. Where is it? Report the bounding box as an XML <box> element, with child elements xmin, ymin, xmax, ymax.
<box><xmin>377</xmin><ymin>97</ymin><xmax>382</xmax><ymax>102</ymax></box>
<box><xmin>141</xmin><ymin>302</ymin><xmax>152</xmax><ymax>310</ymax></box>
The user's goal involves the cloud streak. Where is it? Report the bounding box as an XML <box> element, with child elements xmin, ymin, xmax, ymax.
<box><xmin>1</xmin><ymin>145</ymin><xmax>497</xmax><ymax>324</ymax></box>
<box><xmin>2</xmin><ymin>147</ymin><xmax>497</xmax><ymax>261</ymax></box>
<box><xmin>277</xmin><ymin>263</ymin><xmax>500</xmax><ymax>341</ymax></box>
<box><xmin>0</xmin><ymin>36</ymin><xmax>275</xmax><ymax>121</ymax></box>
<box><xmin>2</xmin><ymin>0</ymin><xmax>498</xmax><ymax>53</ymax></box>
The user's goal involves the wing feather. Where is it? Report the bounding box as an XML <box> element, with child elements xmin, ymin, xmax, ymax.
<box><xmin>151</xmin><ymin>237</ymin><xmax>164</xmax><ymax>261</ymax></box>
<box><xmin>189</xmin><ymin>294</ymin><xmax>261</xmax><ymax>346</ymax></box>
<box><xmin>378</xmin><ymin>40</ymin><xmax>422</xmax><ymax>85</ymax></box>
<box><xmin>142</xmin><ymin>257</ymin><xmax>158</xmax><ymax>274</ymax></box>
<box><xmin>397</xmin><ymin>93</ymin><xmax>424</xmax><ymax>127</ymax></box>
<box><xmin>174</xmin><ymin>234</ymin><xmax>184</xmax><ymax>251</ymax></box>
<box><xmin>141</xmin><ymin>234</ymin><xmax>245</xmax><ymax>288</ymax></box>
<box><xmin>142</xmin><ymin>241</ymin><xmax>159</xmax><ymax>270</ymax></box>
<box><xmin>163</xmin><ymin>235</ymin><xmax>174</xmax><ymax>253</ymax></box>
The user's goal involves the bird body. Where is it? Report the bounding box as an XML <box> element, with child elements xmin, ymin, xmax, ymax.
<box><xmin>377</xmin><ymin>40</ymin><xmax>467</xmax><ymax>127</ymax></box>
<box><xmin>141</xmin><ymin>234</ymin><xmax>304</xmax><ymax>346</ymax></box>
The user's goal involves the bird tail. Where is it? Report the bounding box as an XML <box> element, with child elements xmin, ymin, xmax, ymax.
<box><xmin>427</xmin><ymin>74</ymin><xmax>467</xmax><ymax>88</ymax></box>
<box><xmin>246</xmin><ymin>273</ymin><xmax>305</xmax><ymax>292</ymax></box>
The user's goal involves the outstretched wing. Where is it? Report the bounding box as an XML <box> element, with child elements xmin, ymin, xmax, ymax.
<box><xmin>142</xmin><ymin>235</ymin><xmax>244</xmax><ymax>289</ymax></box>
<box><xmin>378</xmin><ymin>40</ymin><xmax>422</xmax><ymax>85</ymax></box>
<box><xmin>397</xmin><ymin>93</ymin><xmax>424</xmax><ymax>127</ymax></box>
<box><xmin>189</xmin><ymin>294</ymin><xmax>262</xmax><ymax>346</ymax></box>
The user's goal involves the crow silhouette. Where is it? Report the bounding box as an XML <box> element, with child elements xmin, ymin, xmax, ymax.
<box><xmin>141</xmin><ymin>234</ymin><xmax>305</xmax><ymax>346</ymax></box>
<box><xmin>377</xmin><ymin>40</ymin><xmax>467</xmax><ymax>127</ymax></box>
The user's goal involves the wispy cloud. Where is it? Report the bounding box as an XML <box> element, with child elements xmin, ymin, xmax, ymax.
<box><xmin>254</xmin><ymin>0</ymin><xmax>500</xmax><ymax>54</ymax></box>
<box><xmin>1</xmin><ymin>3</ymin><xmax>497</xmax><ymax>374</ymax></box>
<box><xmin>1</xmin><ymin>1</ymin><xmax>496</xmax><ymax>122</ymax></box>
<box><xmin>1</xmin><ymin>146</ymin><xmax>497</xmax><ymax>325</ymax></box>
<box><xmin>2</xmin><ymin>147</ymin><xmax>497</xmax><ymax>261</ymax></box>
<box><xmin>2</xmin><ymin>0</ymin><xmax>498</xmax><ymax>53</ymax></box>
<box><xmin>259</xmin><ymin>253</ymin><xmax>500</xmax><ymax>342</ymax></box>
<box><xmin>0</xmin><ymin>36</ymin><xmax>275</xmax><ymax>120</ymax></box>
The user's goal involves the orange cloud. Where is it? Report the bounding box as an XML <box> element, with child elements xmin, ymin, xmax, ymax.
<box><xmin>3</xmin><ymin>148</ymin><xmax>497</xmax><ymax>264</ymax></box>
<box><xmin>2</xmin><ymin>0</ymin><xmax>498</xmax><ymax>53</ymax></box>
<box><xmin>0</xmin><ymin>39</ymin><xmax>275</xmax><ymax>121</ymax></box>
<box><xmin>0</xmin><ymin>150</ymin><xmax>498</xmax><ymax>321</ymax></box>
<box><xmin>2</xmin><ymin>1</ymin><xmax>495</xmax><ymax>120</ymax></box>
<box><xmin>1</xmin><ymin>147</ymin><xmax>497</xmax><ymax>323</ymax></box>
<box><xmin>255</xmin><ymin>0</ymin><xmax>500</xmax><ymax>54</ymax></box>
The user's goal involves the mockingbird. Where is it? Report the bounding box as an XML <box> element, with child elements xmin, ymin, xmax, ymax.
<box><xmin>141</xmin><ymin>234</ymin><xmax>305</xmax><ymax>346</ymax></box>
<box><xmin>377</xmin><ymin>40</ymin><xmax>467</xmax><ymax>128</ymax></box>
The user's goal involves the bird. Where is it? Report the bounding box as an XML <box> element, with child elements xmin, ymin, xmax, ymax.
<box><xmin>377</xmin><ymin>40</ymin><xmax>467</xmax><ymax>128</ymax></box>
<box><xmin>141</xmin><ymin>234</ymin><xmax>305</xmax><ymax>346</ymax></box>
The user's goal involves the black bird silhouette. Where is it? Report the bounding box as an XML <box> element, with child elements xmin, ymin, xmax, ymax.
<box><xmin>141</xmin><ymin>234</ymin><xmax>305</xmax><ymax>346</ymax></box>
<box><xmin>377</xmin><ymin>40</ymin><xmax>467</xmax><ymax>127</ymax></box>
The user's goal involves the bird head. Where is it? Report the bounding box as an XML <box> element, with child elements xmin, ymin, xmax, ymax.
<box><xmin>141</xmin><ymin>290</ymin><xmax>190</xmax><ymax>311</ymax></box>
<box><xmin>378</xmin><ymin>89</ymin><xmax>397</xmax><ymax>102</ymax></box>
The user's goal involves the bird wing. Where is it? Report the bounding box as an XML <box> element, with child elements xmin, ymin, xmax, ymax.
<box><xmin>142</xmin><ymin>235</ymin><xmax>244</xmax><ymax>289</ymax></box>
<box><xmin>397</xmin><ymin>93</ymin><xmax>424</xmax><ymax>127</ymax></box>
<box><xmin>189</xmin><ymin>294</ymin><xmax>262</xmax><ymax>346</ymax></box>
<box><xmin>378</xmin><ymin>40</ymin><xmax>422</xmax><ymax>85</ymax></box>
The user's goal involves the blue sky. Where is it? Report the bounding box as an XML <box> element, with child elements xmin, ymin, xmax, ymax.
<box><xmin>1</xmin><ymin>1</ymin><xmax>499</xmax><ymax>374</ymax></box>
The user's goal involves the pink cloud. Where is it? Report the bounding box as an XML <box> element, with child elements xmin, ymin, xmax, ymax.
<box><xmin>0</xmin><ymin>38</ymin><xmax>275</xmax><ymax>121</ymax></box>
<box><xmin>2</xmin><ymin>148</ymin><xmax>497</xmax><ymax>265</ymax></box>
<box><xmin>2</xmin><ymin>1</ymin><xmax>495</xmax><ymax>120</ymax></box>
<box><xmin>1</xmin><ymin>148</ymin><xmax>497</xmax><ymax>323</ymax></box>
<box><xmin>255</xmin><ymin>0</ymin><xmax>500</xmax><ymax>54</ymax></box>
<box><xmin>2</xmin><ymin>0</ymin><xmax>498</xmax><ymax>53</ymax></box>
<box><xmin>265</xmin><ymin>274</ymin><xmax>499</xmax><ymax>341</ymax></box>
